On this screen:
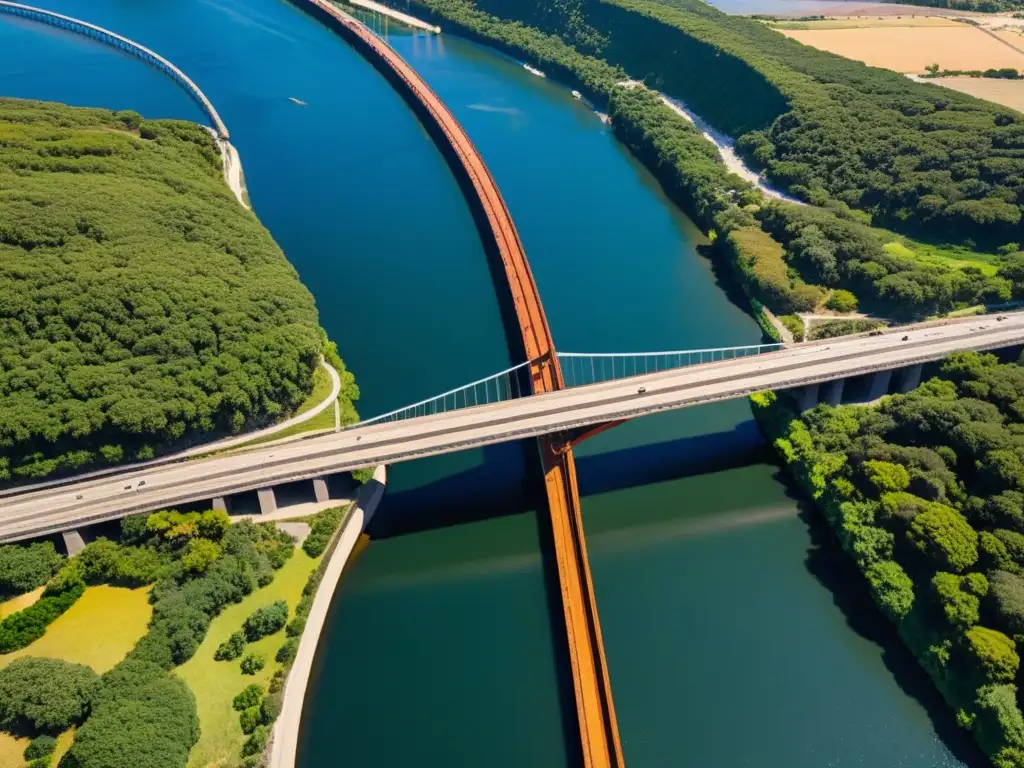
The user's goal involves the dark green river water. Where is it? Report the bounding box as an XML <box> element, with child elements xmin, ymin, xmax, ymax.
<box><xmin>0</xmin><ymin>2</ymin><xmax>982</xmax><ymax>766</ymax></box>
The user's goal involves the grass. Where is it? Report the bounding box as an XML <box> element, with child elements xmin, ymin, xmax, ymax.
<box><xmin>883</xmin><ymin>239</ymin><xmax>1002</xmax><ymax>276</ymax></box>
<box><xmin>0</xmin><ymin>585</ymin><xmax>152</xmax><ymax>674</ymax></box>
<box><xmin>0</xmin><ymin>728</ymin><xmax>75</xmax><ymax>768</ymax></box>
<box><xmin>295</xmin><ymin>364</ymin><xmax>334</xmax><ymax>420</ymax></box>
<box><xmin>177</xmin><ymin>549</ymin><xmax>320</xmax><ymax>768</ymax></box>
<box><xmin>0</xmin><ymin>588</ymin><xmax>43</xmax><ymax>619</ymax></box>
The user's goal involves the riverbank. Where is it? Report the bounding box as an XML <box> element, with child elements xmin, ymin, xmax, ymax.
<box><xmin>751</xmin><ymin>355</ymin><xmax>1024</xmax><ymax>768</ymax></box>
<box><xmin>271</xmin><ymin>466</ymin><xmax>386</xmax><ymax>768</ymax></box>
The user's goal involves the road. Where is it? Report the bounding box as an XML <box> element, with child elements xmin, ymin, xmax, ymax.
<box><xmin>0</xmin><ymin>358</ymin><xmax>340</xmax><ymax>500</ymax></box>
<box><xmin>2</xmin><ymin>314</ymin><xmax>1023</xmax><ymax>543</ymax></box>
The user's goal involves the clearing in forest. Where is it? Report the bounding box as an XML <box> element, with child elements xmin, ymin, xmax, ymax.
<box><xmin>779</xmin><ymin>23</ymin><xmax>1024</xmax><ymax>73</ymax></box>
<box><xmin>0</xmin><ymin>584</ymin><xmax>151</xmax><ymax>674</ymax></box>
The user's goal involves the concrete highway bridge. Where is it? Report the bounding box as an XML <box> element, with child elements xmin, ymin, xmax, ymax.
<box><xmin>0</xmin><ymin>1</ymin><xmax>230</xmax><ymax>139</ymax></box>
<box><xmin>4</xmin><ymin>313</ymin><xmax>1024</xmax><ymax>546</ymax></box>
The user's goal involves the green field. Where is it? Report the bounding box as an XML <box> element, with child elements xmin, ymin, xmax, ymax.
<box><xmin>177</xmin><ymin>549</ymin><xmax>320</xmax><ymax>768</ymax></box>
<box><xmin>883</xmin><ymin>239</ymin><xmax>1002</xmax><ymax>276</ymax></box>
<box><xmin>0</xmin><ymin>584</ymin><xmax>151</xmax><ymax>674</ymax></box>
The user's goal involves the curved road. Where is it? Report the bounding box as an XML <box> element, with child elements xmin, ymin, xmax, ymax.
<box><xmin>3</xmin><ymin>314</ymin><xmax>1023</xmax><ymax>543</ymax></box>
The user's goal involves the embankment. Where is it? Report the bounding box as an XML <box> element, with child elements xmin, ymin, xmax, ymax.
<box><xmin>271</xmin><ymin>465</ymin><xmax>387</xmax><ymax>768</ymax></box>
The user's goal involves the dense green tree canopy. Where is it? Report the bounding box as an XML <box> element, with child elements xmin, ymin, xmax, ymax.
<box><xmin>0</xmin><ymin>99</ymin><xmax>326</xmax><ymax>483</ymax></box>
<box><xmin>0</xmin><ymin>657</ymin><xmax>98</xmax><ymax>734</ymax></box>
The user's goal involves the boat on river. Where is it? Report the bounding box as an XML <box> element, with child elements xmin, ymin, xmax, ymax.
<box><xmin>523</xmin><ymin>63</ymin><xmax>546</xmax><ymax>78</ymax></box>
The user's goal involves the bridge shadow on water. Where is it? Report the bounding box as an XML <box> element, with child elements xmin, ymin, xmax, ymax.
<box><xmin>791</xmin><ymin>477</ymin><xmax>987</xmax><ymax>767</ymax></box>
<box><xmin>369</xmin><ymin>419</ymin><xmax>768</xmax><ymax>540</ymax></box>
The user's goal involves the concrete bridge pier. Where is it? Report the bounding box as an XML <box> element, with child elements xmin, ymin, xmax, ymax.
<box><xmin>821</xmin><ymin>379</ymin><xmax>844</xmax><ymax>407</ymax></box>
<box><xmin>793</xmin><ymin>383</ymin><xmax>819</xmax><ymax>412</ymax></box>
<box><xmin>62</xmin><ymin>529</ymin><xmax>86</xmax><ymax>557</ymax></box>
<box><xmin>313</xmin><ymin>477</ymin><xmax>330</xmax><ymax>503</ymax></box>
<box><xmin>212</xmin><ymin>496</ymin><xmax>228</xmax><ymax>513</ymax></box>
<box><xmin>866</xmin><ymin>369</ymin><xmax>892</xmax><ymax>401</ymax></box>
<box><xmin>257</xmin><ymin>488</ymin><xmax>277</xmax><ymax>516</ymax></box>
<box><xmin>897</xmin><ymin>363</ymin><xmax>923</xmax><ymax>394</ymax></box>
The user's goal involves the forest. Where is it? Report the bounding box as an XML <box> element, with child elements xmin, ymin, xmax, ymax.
<box><xmin>0</xmin><ymin>99</ymin><xmax>339</xmax><ymax>483</ymax></box>
<box><xmin>394</xmin><ymin>0</ymin><xmax>1024</xmax><ymax>319</ymax></box>
<box><xmin>425</xmin><ymin>0</ymin><xmax>1024</xmax><ymax>247</ymax></box>
<box><xmin>754</xmin><ymin>352</ymin><xmax>1024</xmax><ymax>767</ymax></box>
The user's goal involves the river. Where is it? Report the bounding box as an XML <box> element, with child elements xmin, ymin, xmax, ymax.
<box><xmin>0</xmin><ymin>2</ymin><xmax>982</xmax><ymax>767</ymax></box>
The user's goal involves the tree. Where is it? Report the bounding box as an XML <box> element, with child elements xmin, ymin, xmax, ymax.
<box><xmin>865</xmin><ymin>560</ymin><xmax>915</xmax><ymax>621</ymax></box>
<box><xmin>240</xmin><ymin>654</ymin><xmax>266</xmax><ymax>676</ymax></box>
<box><xmin>239</xmin><ymin>706</ymin><xmax>261</xmax><ymax>734</ymax></box>
<box><xmin>215</xmin><ymin>631</ymin><xmax>247</xmax><ymax>662</ymax></box>
<box><xmin>933</xmin><ymin>572</ymin><xmax>987</xmax><ymax>629</ymax></box>
<box><xmin>863</xmin><ymin>460</ymin><xmax>911</xmax><ymax>493</ymax></box>
<box><xmin>232</xmin><ymin>684</ymin><xmax>264</xmax><ymax>712</ymax></box>
<box><xmin>64</xmin><ymin>661</ymin><xmax>199</xmax><ymax>768</ymax></box>
<box><xmin>967</xmin><ymin>626</ymin><xmax>1020</xmax><ymax>684</ymax></box>
<box><xmin>23</xmin><ymin>735</ymin><xmax>56</xmax><ymax>761</ymax></box>
<box><xmin>825</xmin><ymin>289</ymin><xmax>858</xmax><ymax>313</ymax></box>
<box><xmin>908</xmin><ymin>504</ymin><xmax>979</xmax><ymax>572</ymax></box>
<box><xmin>0</xmin><ymin>657</ymin><xmax>98</xmax><ymax>734</ymax></box>
<box><xmin>181</xmin><ymin>539</ymin><xmax>221</xmax><ymax>574</ymax></box>
<box><xmin>0</xmin><ymin>542</ymin><xmax>62</xmax><ymax>598</ymax></box>
<box><xmin>987</xmin><ymin>570</ymin><xmax>1024</xmax><ymax>636</ymax></box>
<box><xmin>243</xmin><ymin>601</ymin><xmax>289</xmax><ymax>642</ymax></box>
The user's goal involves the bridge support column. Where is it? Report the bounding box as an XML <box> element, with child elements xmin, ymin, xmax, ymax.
<box><xmin>62</xmin><ymin>529</ymin><xmax>86</xmax><ymax>557</ymax></box>
<box><xmin>313</xmin><ymin>477</ymin><xmax>330</xmax><ymax>504</ymax></box>
<box><xmin>821</xmin><ymin>379</ymin><xmax>844</xmax><ymax>407</ymax></box>
<box><xmin>866</xmin><ymin>369</ymin><xmax>893</xmax><ymax>401</ymax></box>
<box><xmin>897</xmin><ymin>364</ymin><xmax>922</xmax><ymax>394</ymax></box>
<box><xmin>212</xmin><ymin>496</ymin><xmax>228</xmax><ymax>513</ymax></box>
<box><xmin>793</xmin><ymin>383</ymin><xmax>819</xmax><ymax>412</ymax></box>
<box><xmin>256</xmin><ymin>488</ymin><xmax>277</xmax><ymax>516</ymax></box>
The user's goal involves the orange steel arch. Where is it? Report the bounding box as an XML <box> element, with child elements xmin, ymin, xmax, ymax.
<box><xmin>291</xmin><ymin>3</ymin><xmax>624</xmax><ymax>766</ymax></box>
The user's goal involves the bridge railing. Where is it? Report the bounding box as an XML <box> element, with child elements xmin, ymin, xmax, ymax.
<box><xmin>557</xmin><ymin>343</ymin><xmax>782</xmax><ymax>388</ymax></box>
<box><xmin>352</xmin><ymin>360</ymin><xmax>534</xmax><ymax>428</ymax></box>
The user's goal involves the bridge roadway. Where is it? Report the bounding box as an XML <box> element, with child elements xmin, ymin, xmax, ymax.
<box><xmin>0</xmin><ymin>1</ymin><xmax>229</xmax><ymax>139</ymax></box>
<box><xmin>286</xmin><ymin>2</ymin><xmax>625</xmax><ymax>765</ymax></box>
<box><xmin>4</xmin><ymin>314</ymin><xmax>1023</xmax><ymax>543</ymax></box>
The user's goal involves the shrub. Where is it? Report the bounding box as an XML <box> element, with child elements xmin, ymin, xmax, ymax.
<box><xmin>826</xmin><ymin>289</ymin><xmax>858</xmax><ymax>313</ymax></box>
<box><xmin>216</xmin><ymin>631</ymin><xmax>247</xmax><ymax>662</ymax></box>
<box><xmin>303</xmin><ymin>506</ymin><xmax>349</xmax><ymax>557</ymax></box>
<box><xmin>260</xmin><ymin>690</ymin><xmax>283</xmax><ymax>726</ymax></box>
<box><xmin>269</xmin><ymin>669</ymin><xmax>286</xmax><ymax>694</ymax></box>
<box><xmin>239</xmin><ymin>706</ymin><xmax>262</xmax><ymax>734</ymax></box>
<box><xmin>241</xmin><ymin>725</ymin><xmax>269</xmax><ymax>758</ymax></box>
<box><xmin>240</xmin><ymin>654</ymin><xmax>266</xmax><ymax>676</ymax></box>
<box><xmin>865</xmin><ymin>560</ymin><xmax>915</xmax><ymax>621</ymax></box>
<box><xmin>233</xmin><ymin>684</ymin><xmax>265</xmax><ymax>712</ymax></box>
<box><xmin>243</xmin><ymin>601</ymin><xmax>288</xmax><ymax>642</ymax></box>
<box><xmin>24</xmin><ymin>734</ymin><xmax>57</xmax><ymax>760</ymax></box>
<box><xmin>908</xmin><ymin>503</ymin><xmax>979</xmax><ymax>572</ymax></box>
<box><xmin>276</xmin><ymin>636</ymin><xmax>299</xmax><ymax>664</ymax></box>
<box><xmin>0</xmin><ymin>578</ymin><xmax>84</xmax><ymax>653</ymax></box>
<box><xmin>779</xmin><ymin>314</ymin><xmax>804</xmax><ymax>342</ymax></box>
<box><xmin>0</xmin><ymin>542</ymin><xmax>62</xmax><ymax>598</ymax></box>
<box><xmin>0</xmin><ymin>657</ymin><xmax>98</xmax><ymax>733</ymax></box>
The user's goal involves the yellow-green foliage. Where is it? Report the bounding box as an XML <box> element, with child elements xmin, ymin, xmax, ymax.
<box><xmin>909</xmin><ymin>505</ymin><xmax>979</xmax><ymax>573</ymax></box>
<box><xmin>967</xmin><ymin>627</ymin><xmax>1020</xmax><ymax>685</ymax></box>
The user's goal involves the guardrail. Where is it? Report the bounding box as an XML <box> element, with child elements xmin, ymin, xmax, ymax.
<box><xmin>0</xmin><ymin>1</ymin><xmax>229</xmax><ymax>138</ymax></box>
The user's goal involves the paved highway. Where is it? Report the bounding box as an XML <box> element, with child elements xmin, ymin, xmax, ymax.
<box><xmin>3</xmin><ymin>314</ymin><xmax>1023</xmax><ymax>542</ymax></box>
